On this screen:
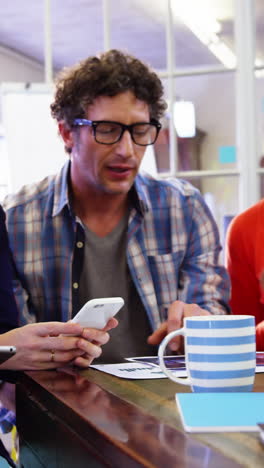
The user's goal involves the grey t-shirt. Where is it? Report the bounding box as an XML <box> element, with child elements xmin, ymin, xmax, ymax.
<box><xmin>78</xmin><ymin>214</ymin><xmax>158</xmax><ymax>363</ymax></box>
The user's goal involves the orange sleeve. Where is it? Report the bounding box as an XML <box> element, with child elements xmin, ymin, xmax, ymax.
<box><xmin>225</xmin><ymin>205</ymin><xmax>264</xmax><ymax>351</ymax></box>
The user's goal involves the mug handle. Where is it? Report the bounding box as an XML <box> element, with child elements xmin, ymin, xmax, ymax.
<box><xmin>158</xmin><ymin>328</ymin><xmax>191</xmax><ymax>385</ymax></box>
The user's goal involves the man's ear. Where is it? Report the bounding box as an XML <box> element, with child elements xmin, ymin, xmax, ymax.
<box><xmin>58</xmin><ymin>121</ymin><xmax>74</xmax><ymax>152</ymax></box>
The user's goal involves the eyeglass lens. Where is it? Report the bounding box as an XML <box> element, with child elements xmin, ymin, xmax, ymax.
<box><xmin>94</xmin><ymin>122</ymin><xmax>158</xmax><ymax>145</ymax></box>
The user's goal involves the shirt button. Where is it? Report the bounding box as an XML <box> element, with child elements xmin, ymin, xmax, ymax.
<box><xmin>77</xmin><ymin>241</ymin><xmax>83</xmax><ymax>248</ymax></box>
<box><xmin>73</xmin><ymin>282</ymin><xmax>79</xmax><ymax>289</ymax></box>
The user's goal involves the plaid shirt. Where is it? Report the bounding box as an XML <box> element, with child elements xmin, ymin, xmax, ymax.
<box><xmin>3</xmin><ymin>161</ymin><xmax>230</xmax><ymax>330</ymax></box>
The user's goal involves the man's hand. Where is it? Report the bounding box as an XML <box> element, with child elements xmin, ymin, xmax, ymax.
<box><xmin>147</xmin><ymin>300</ymin><xmax>210</xmax><ymax>352</ymax></box>
<box><xmin>0</xmin><ymin>318</ymin><xmax>118</xmax><ymax>370</ymax></box>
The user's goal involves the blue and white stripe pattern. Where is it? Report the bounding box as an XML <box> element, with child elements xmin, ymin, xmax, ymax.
<box><xmin>185</xmin><ymin>316</ymin><xmax>256</xmax><ymax>392</ymax></box>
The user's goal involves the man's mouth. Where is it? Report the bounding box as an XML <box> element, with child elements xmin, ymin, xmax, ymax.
<box><xmin>107</xmin><ymin>165</ymin><xmax>134</xmax><ymax>174</ymax></box>
<box><xmin>109</xmin><ymin>167</ymin><xmax>129</xmax><ymax>173</ymax></box>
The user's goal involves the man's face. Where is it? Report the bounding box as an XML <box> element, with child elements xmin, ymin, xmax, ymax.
<box><xmin>69</xmin><ymin>91</ymin><xmax>150</xmax><ymax>196</ymax></box>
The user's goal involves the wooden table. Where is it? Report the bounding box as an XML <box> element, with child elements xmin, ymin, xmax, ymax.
<box><xmin>16</xmin><ymin>367</ymin><xmax>264</xmax><ymax>468</ymax></box>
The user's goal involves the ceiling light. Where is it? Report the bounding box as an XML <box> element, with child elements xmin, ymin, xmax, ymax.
<box><xmin>208</xmin><ymin>38</ymin><xmax>237</xmax><ymax>68</ymax></box>
<box><xmin>173</xmin><ymin>101</ymin><xmax>196</xmax><ymax>138</ymax></box>
<box><xmin>172</xmin><ymin>1</ymin><xmax>236</xmax><ymax>69</ymax></box>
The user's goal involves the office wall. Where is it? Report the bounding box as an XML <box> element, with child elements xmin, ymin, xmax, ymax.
<box><xmin>0</xmin><ymin>47</ymin><xmax>44</xmax><ymax>122</ymax></box>
<box><xmin>0</xmin><ymin>49</ymin><xmax>43</xmax><ymax>196</ymax></box>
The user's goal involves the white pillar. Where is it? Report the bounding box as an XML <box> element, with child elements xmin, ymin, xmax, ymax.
<box><xmin>166</xmin><ymin>0</ymin><xmax>177</xmax><ymax>175</ymax></box>
<box><xmin>235</xmin><ymin>0</ymin><xmax>258</xmax><ymax>211</ymax></box>
<box><xmin>103</xmin><ymin>0</ymin><xmax>111</xmax><ymax>51</ymax></box>
<box><xmin>44</xmin><ymin>0</ymin><xmax>52</xmax><ymax>83</ymax></box>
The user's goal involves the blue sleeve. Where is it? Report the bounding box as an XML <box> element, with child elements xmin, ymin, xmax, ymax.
<box><xmin>0</xmin><ymin>205</ymin><xmax>19</xmax><ymax>333</ymax></box>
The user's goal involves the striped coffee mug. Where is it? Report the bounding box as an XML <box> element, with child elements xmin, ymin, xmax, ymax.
<box><xmin>158</xmin><ymin>315</ymin><xmax>256</xmax><ymax>392</ymax></box>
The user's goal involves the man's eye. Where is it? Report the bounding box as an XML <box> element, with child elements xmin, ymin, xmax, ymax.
<box><xmin>97</xmin><ymin>124</ymin><xmax>119</xmax><ymax>134</ymax></box>
<box><xmin>133</xmin><ymin>125</ymin><xmax>149</xmax><ymax>136</ymax></box>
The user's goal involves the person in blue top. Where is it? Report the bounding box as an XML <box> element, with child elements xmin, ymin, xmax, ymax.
<box><xmin>0</xmin><ymin>206</ymin><xmax>115</xmax><ymax>467</ymax></box>
<box><xmin>0</xmin><ymin>205</ymin><xmax>18</xmax><ymax>335</ymax></box>
<box><xmin>0</xmin><ymin>204</ymin><xmax>115</xmax><ymax>370</ymax></box>
<box><xmin>3</xmin><ymin>49</ymin><xmax>230</xmax><ymax>364</ymax></box>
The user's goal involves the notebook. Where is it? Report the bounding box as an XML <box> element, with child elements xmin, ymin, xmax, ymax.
<box><xmin>176</xmin><ymin>392</ymin><xmax>264</xmax><ymax>433</ymax></box>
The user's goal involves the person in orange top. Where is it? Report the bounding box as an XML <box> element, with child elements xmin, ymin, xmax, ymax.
<box><xmin>225</xmin><ymin>199</ymin><xmax>264</xmax><ymax>350</ymax></box>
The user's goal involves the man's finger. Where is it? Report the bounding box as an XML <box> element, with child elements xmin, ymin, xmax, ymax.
<box><xmin>167</xmin><ymin>300</ymin><xmax>185</xmax><ymax>334</ymax></box>
<box><xmin>147</xmin><ymin>322</ymin><xmax>167</xmax><ymax>345</ymax></box>
<box><xmin>168</xmin><ymin>335</ymin><xmax>182</xmax><ymax>352</ymax></box>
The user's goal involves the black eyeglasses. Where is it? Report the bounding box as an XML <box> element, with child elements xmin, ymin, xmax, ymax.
<box><xmin>73</xmin><ymin>119</ymin><xmax>161</xmax><ymax>146</ymax></box>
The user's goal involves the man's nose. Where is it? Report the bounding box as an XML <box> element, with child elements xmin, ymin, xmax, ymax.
<box><xmin>116</xmin><ymin>129</ymin><xmax>134</xmax><ymax>157</ymax></box>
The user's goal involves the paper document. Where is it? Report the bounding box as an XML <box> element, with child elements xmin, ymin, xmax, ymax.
<box><xmin>90</xmin><ymin>355</ymin><xmax>187</xmax><ymax>379</ymax></box>
<box><xmin>90</xmin><ymin>362</ymin><xmax>168</xmax><ymax>379</ymax></box>
<box><xmin>90</xmin><ymin>352</ymin><xmax>264</xmax><ymax>380</ymax></box>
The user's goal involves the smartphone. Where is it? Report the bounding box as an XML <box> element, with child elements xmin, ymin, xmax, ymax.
<box><xmin>71</xmin><ymin>297</ymin><xmax>124</xmax><ymax>329</ymax></box>
<box><xmin>0</xmin><ymin>346</ymin><xmax>16</xmax><ymax>365</ymax></box>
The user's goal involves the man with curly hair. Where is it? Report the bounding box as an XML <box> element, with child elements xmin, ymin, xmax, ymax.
<box><xmin>3</xmin><ymin>50</ymin><xmax>230</xmax><ymax>364</ymax></box>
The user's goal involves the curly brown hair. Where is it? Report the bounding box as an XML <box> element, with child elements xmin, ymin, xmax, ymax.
<box><xmin>50</xmin><ymin>49</ymin><xmax>167</xmax><ymax>127</ymax></box>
